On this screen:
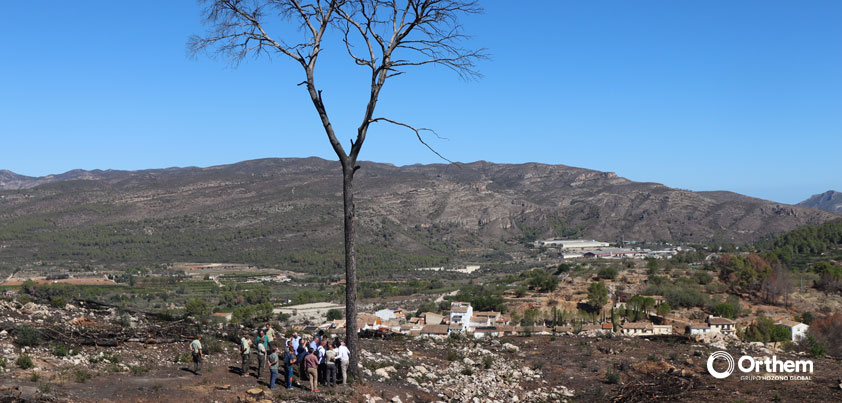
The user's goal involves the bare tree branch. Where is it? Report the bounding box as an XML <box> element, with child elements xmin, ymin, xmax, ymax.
<box><xmin>369</xmin><ymin>117</ymin><xmax>454</xmax><ymax>163</ymax></box>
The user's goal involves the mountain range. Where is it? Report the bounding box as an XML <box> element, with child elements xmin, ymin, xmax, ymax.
<box><xmin>0</xmin><ymin>158</ymin><xmax>838</xmax><ymax>270</ymax></box>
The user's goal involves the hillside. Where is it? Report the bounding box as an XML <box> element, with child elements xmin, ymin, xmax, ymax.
<box><xmin>0</xmin><ymin>158</ymin><xmax>837</xmax><ymax>271</ymax></box>
<box><xmin>799</xmin><ymin>190</ymin><xmax>842</xmax><ymax>213</ymax></box>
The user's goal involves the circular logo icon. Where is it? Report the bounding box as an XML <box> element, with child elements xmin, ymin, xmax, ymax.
<box><xmin>707</xmin><ymin>351</ymin><xmax>735</xmax><ymax>379</ymax></box>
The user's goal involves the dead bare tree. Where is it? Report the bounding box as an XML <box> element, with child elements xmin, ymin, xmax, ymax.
<box><xmin>189</xmin><ymin>0</ymin><xmax>484</xmax><ymax>379</ymax></box>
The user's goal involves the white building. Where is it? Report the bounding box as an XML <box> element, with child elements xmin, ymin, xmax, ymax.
<box><xmin>689</xmin><ymin>322</ymin><xmax>711</xmax><ymax>336</ymax></box>
<box><xmin>777</xmin><ymin>320</ymin><xmax>809</xmax><ymax>342</ymax></box>
<box><xmin>653</xmin><ymin>324</ymin><xmax>673</xmax><ymax>335</ymax></box>
<box><xmin>374</xmin><ymin>309</ymin><xmax>397</xmax><ymax>321</ymax></box>
<box><xmin>449</xmin><ymin>302</ymin><xmax>473</xmax><ymax>331</ymax></box>
<box><xmin>621</xmin><ymin>322</ymin><xmax>654</xmax><ymax>336</ymax></box>
<box><xmin>534</xmin><ymin>239</ymin><xmax>610</xmax><ymax>249</ymax></box>
<box><xmin>707</xmin><ymin>316</ymin><xmax>736</xmax><ymax>335</ymax></box>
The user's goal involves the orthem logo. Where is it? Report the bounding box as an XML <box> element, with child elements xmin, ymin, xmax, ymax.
<box><xmin>707</xmin><ymin>351</ymin><xmax>814</xmax><ymax>381</ymax></box>
<box><xmin>707</xmin><ymin>351</ymin><xmax>735</xmax><ymax>379</ymax></box>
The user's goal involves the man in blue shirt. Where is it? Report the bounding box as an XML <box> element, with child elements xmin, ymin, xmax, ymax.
<box><xmin>297</xmin><ymin>339</ymin><xmax>309</xmax><ymax>385</ymax></box>
<box><xmin>283</xmin><ymin>345</ymin><xmax>297</xmax><ymax>389</ymax></box>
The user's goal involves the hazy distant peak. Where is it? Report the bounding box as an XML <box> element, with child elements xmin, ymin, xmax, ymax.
<box><xmin>798</xmin><ymin>190</ymin><xmax>842</xmax><ymax>213</ymax></box>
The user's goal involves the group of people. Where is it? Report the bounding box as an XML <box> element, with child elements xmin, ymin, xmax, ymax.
<box><xmin>190</xmin><ymin>324</ymin><xmax>350</xmax><ymax>392</ymax></box>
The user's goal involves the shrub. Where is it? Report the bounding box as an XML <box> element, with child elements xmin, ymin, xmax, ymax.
<box><xmin>73</xmin><ymin>369</ymin><xmax>93</xmax><ymax>383</ymax></box>
<box><xmin>16</xmin><ymin>354</ymin><xmax>34</xmax><ymax>369</ymax></box>
<box><xmin>130</xmin><ymin>365</ymin><xmax>150</xmax><ymax>375</ymax></box>
<box><xmin>52</xmin><ymin>343</ymin><xmax>70</xmax><ymax>357</ymax></box>
<box><xmin>0</xmin><ymin>357</ymin><xmax>6</xmax><ymax>368</ymax></box>
<box><xmin>14</xmin><ymin>325</ymin><xmax>41</xmax><ymax>347</ymax></box>
<box><xmin>647</xmin><ymin>354</ymin><xmax>659</xmax><ymax>362</ymax></box>
<box><xmin>598</xmin><ymin>267</ymin><xmax>619</xmax><ymax>280</ymax></box>
<box><xmin>326</xmin><ymin>309</ymin><xmax>344</xmax><ymax>321</ymax></box>
<box><xmin>49</xmin><ymin>297</ymin><xmax>66</xmax><ymax>308</ymax></box>
<box><xmin>807</xmin><ymin>313</ymin><xmax>842</xmax><ymax>358</ymax></box>
<box><xmin>605</xmin><ymin>369</ymin><xmax>620</xmax><ymax>384</ymax></box>
<box><xmin>446</xmin><ymin>349</ymin><xmax>460</xmax><ymax>361</ymax></box>
<box><xmin>460</xmin><ymin>367</ymin><xmax>474</xmax><ymax>376</ymax></box>
<box><xmin>482</xmin><ymin>355</ymin><xmax>494</xmax><ymax>369</ymax></box>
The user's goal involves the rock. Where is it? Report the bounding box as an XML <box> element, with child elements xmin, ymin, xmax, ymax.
<box><xmin>0</xmin><ymin>330</ymin><xmax>7</xmax><ymax>338</ymax></box>
<box><xmin>502</xmin><ymin>343</ymin><xmax>519</xmax><ymax>352</ymax></box>
<box><xmin>375</xmin><ymin>367</ymin><xmax>391</xmax><ymax>379</ymax></box>
<box><xmin>463</xmin><ymin>357</ymin><xmax>475</xmax><ymax>366</ymax></box>
<box><xmin>216</xmin><ymin>385</ymin><xmax>231</xmax><ymax>390</ymax></box>
<box><xmin>392</xmin><ymin>396</ymin><xmax>403</xmax><ymax>403</ymax></box>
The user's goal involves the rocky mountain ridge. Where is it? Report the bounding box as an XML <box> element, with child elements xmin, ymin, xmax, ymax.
<box><xmin>0</xmin><ymin>158</ymin><xmax>837</xmax><ymax>266</ymax></box>
<box><xmin>799</xmin><ymin>190</ymin><xmax>842</xmax><ymax>213</ymax></box>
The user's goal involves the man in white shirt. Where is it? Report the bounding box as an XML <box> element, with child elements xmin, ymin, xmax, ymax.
<box><xmin>336</xmin><ymin>340</ymin><xmax>350</xmax><ymax>386</ymax></box>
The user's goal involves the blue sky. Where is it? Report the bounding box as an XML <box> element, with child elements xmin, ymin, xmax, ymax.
<box><xmin>1</xmin><ymin>1</ymin><xmax>840</xmax><ymax>204</ymax></box>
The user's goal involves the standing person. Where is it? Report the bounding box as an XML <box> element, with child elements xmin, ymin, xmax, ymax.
<box><xmin>267</xmin><ymin>347</ymin><xmax>280</xmax><ymax>390</ymax></box>
<box><xmin>336</xmin><ymin>340</ymin><xmax>350</xmax><ymax>386</ymax></box>
<box><xmin>297</xmin><ymin>339</ymin><xmax>308</xmax><ymax>385</ymax></box>
<box><xmin>304</xmin><ymin>348</ymin><xmax>320</xmax><ymax>392</ymax></box>
<box><xmin>284</xmin><ymin>345</ymin><xmax>297</xmax><ymax>390</ymax></box>
<box><xmin>264</xmin><ymin>323</ymin><xmax>276</xmax><ymax>351</ymax></box>
<box><xmin>255</xmin><ymin>329</ymin><xmax>268</xmax><ymax>352</ymax></box>
<box><xmin>317</xmin><ymin>339</ymin><xmax>327</xmax><ymax>385</ymax></box>
<box><xmin>255</xmin><ymin>333</ymin><xmax>267</xmax><ymax>378</ymax></box>
<box><xmin>324</xmin><ymin>344</ymin><xmax>337</xmax><ymax>387</ymax></box>
<box><xmin>189</xmin><ymin>335</ymin><xmax>203</xmax><ymax>375</ymax></box>
<box><xmin>240</xmin><ymin>332</ymin><xmax>252</xmax><ymax>376</ymax></box>
<box><xmin>291</xmin><ymin>332</ymin><xmax>301</xmax><ymax>352</ymax></box>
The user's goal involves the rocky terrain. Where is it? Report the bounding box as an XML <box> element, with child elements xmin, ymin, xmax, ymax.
<box><xmin>0</xmin><ymin>158</ymin><xmax>837</xmax><ymax>269</ymax></box>
<box><xmin>2</xmin><ymin>299</ymin><xmax>842</xmax><ymax>402</ymax></box>
<box><xmin>799</xmin><ymin>190</ymin><xmax>842</xmax><ymax>213</ymax></box>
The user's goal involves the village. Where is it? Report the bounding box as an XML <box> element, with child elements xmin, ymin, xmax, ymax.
<box><xmin>271</xmin><ymin>299</ymin><xmax>808</xmax><ymax>345</ymax></box>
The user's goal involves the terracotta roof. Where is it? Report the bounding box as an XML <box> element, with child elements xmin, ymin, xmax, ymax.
<box><xmin>421</xmin><ymin>324</ymin><xmax>449</xmax><ymax>334</ymax></box>
<box><xmin>601</xmin><ymin>323</ymin><xmax>614</xmax><ymax>329</ymax></box>
<box><xmin>451</xmin><ymin>307</ymin><xmax>469</xmax><ymax>313</ymax></box>
<box><xmin>689</xmin><ymin>322</ymin><xmax>709</xmax><ymax>329</ymax></box>
<box><xmin>448</xmin><ymin>323</ymin><xmax>464</xmax><ymax>330</ymax></box>
<box><xmin>474</xmin><ymin>311</ymin><xmax>500</xmax><ymax>317</ymax></box>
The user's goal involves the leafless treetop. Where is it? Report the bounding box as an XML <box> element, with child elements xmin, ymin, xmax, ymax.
<box><xmin>189</xmin><ymin>0</ymin><xmax>486</xmax><ymax>164</ymax></box>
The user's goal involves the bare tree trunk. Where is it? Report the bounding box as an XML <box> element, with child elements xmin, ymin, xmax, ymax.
<box><xmin>342</xmin><ymin>163</ymin><xmax>360</xmax><ymax>380</ymax></box>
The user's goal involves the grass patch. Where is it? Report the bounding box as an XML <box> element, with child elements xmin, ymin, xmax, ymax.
<box><xmin>73</xmin><ymin>369</ymin><xmax>93</xmax><ymax>383</ymax></box>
